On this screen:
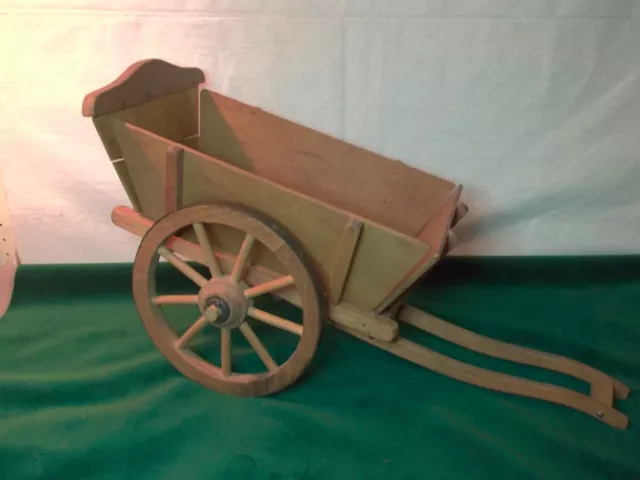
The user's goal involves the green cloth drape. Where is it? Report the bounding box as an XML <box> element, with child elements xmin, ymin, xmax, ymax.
<box><xmin>1</xmin><ymin>257</ymin><xmax>639</xmax><ymax>479</ymax></box>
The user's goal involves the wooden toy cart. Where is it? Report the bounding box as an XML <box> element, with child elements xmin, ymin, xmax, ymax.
<box><xmin>82</xmin><ymin>59</ymin><xmax>630</xmax><ymax>428</ymax></box>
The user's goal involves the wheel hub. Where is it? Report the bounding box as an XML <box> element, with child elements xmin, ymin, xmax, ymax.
<box><xmin>198</xmin><ymin>276</ymin><xmax>250</xmax><ymax>329</ymax></box>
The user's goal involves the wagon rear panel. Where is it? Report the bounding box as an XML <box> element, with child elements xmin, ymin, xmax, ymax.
<box><xmin>198</xmin><ymin>90</ymin><xmax>455</xmax><ymax>238</ymax></box>
<box><xmin>113</xmin><ymin>121</ymin><xmax>431</xmax><ymax>312</ymax></box>
<box><xmin>83</xmin><ymin>59</ymin><xmax>204</xmax><ymax>161</ymax></box>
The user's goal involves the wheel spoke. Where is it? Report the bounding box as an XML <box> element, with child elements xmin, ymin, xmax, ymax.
<box><xmin>244</xmin><ymin>275</ymin><xmax>295</xmax><ymax>298</ymax></box>
<box><xmin>153</xmin><ymin>295</ymin><xmax>199</xmax><ymax>305</ymax></box>
<box><xmin>231</xmin><ymin>234</ymin><xmax>256</xmax><ymax>283</ymax></box>
<box><xmin>247</xmin><ymin>307</ymin><xmax>302</xmax><ymax>336</ymax></box>
<box><xmin>239</xmin><ymin>323</ymin><xmax>277</xmax><ymax>372</ymax></box>
<box><xmin>158</xmin><ymin>246</ymin><xmax>207</xmax><ymax>287</ymax></box>
<box><xmin>221</xmin><ymin>329</ymin><xmax>231</xmax><ymax>376</ymax></box>
<box><xmin>176</xmin><ymin>315</ymin><xmax>209</xmax><ymax>349</ymax></box>
<box><xmin>193</xmin><ymin>222</ymin><xmax>223</xmax><ymax>277</ymax></box>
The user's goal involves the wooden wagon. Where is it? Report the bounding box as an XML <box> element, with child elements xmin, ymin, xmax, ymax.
<box><xmin>82</xmin><ymin>59</ymin><xmax>630</xmax><ymax>429</ymax></box>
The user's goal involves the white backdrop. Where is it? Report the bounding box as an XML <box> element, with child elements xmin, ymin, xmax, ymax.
<box><xmin>1</xmin><ymin>1</ymin><xmax>639</xmax><ymax>264</ymax></box>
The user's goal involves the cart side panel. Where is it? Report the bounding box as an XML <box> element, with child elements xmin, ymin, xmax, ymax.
<box><xmin>199</xmin><ymin>90</ymin><xmax>455</xmax><ymax>238</ymax></box>
<box><xmin>182</xmin><ymin>153</ymin><xmax>432</xmax><ymax>312</ymax></box>
<box><xmin>113</xmin><ymin>122</ymin><xmax>431</xmax><ymax>311</ymax></box>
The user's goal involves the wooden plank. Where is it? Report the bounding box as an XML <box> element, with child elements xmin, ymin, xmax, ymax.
<box><xmin>93</xmin><ymin>88</ymin><xmax>199</xmax><ymax>160</ymax></box>
<box><xmin>112</xmin><ymin>123</ymin><xmax>431</xmax><ymax>311</ymax></box>
<box><xmin>165</xmin><ymin>146</ymin><xmax>184</xmax><ymax>214</ymax></box>
<box><xmin>199</xmin><ymin>90</ymin><xmax>456</xmax><ymax>238</ymax></box>
<box><xmin>329</xmin><ymin>218</ymin><xmax>363</xmax><ymax>304</ymax></box>
<box><xmin>330</xmin><ymin>302</ymin><xmax>398</xmax><ymax>342</ymax></box>
<box><xmin>82</xmin><ymin>58</ymin><xmax>205</xmax><ymax>117</ymax></box>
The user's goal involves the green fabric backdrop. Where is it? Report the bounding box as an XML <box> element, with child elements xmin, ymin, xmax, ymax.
<box><xmin>1</xmin><ymin>257</ymin><xmax>639</xmax><ymax>479</ymax></box>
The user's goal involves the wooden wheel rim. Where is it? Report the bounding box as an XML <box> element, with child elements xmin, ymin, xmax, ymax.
<box><xmin>132</xmin><ymin>202</ymin><xmax>325</xmax><ymax>397</ymax></box>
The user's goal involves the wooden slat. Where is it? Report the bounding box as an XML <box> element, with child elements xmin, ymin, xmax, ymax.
<box><xmin>329</xmin><ymin>302</ymin><xmax>398</xmax><ymax>342</ymax></box>
<box><xmin>165</xmin><ymin>146</ymin><xmax>184</xmax><ymax>214</ymax></box>
<box><xmin>113</xmin><ymin>123</ymin><xmax>431</xmax><ymax>312</ymax></box>
<box><xmin>329</xmin><ymin>218</ymin><xmax>363</xmax><ymax>304</ymax></box>
<box><xmin>199</xmin><ymin>90</ymin><xmax>456</xmax><ymax>238</ymax></box>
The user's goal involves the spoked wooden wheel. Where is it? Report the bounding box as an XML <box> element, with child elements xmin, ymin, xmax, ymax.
<box><xmin>132</xmin><ymin>202</ymin><xmax>325</xmax><ymax>396</ymax></box>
